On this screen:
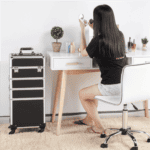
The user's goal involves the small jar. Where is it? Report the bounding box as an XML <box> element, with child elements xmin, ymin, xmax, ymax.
<box><xmin>132</xmin><ymin>44</ymin><xmax>136</xmax><ymax>52</ymax></box>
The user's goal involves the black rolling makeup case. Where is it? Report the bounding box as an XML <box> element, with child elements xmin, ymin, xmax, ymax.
<box><xmin>8</xmin><ymin>47</ymin><xmax>46</xmax><ymax>134</ymax></box>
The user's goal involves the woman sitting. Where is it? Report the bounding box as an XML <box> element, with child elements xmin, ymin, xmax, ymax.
<box><xmin>74</xmin><ymin>4</ymin><xmax>127</xmax><ymax>134</ymax></box>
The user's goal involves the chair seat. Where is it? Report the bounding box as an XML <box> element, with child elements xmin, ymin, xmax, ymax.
<box><xmin>94</xmin><ymin>95</ymin><xmax>122</xmax><ymax>105</ymax></box>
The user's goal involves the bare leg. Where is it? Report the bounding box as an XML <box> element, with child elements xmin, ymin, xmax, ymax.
<box><xmin>82</xmin><ymin>99</ymin><xmax>98</xmax><ymax>126</ymax></box>
<box><xmin>78</xmin><ymin>84</ymin><xmax>105</xmax><ymax>133</ymax></box>
<box><xmin>79</xmin><ymin>97</ymin><xmax>105</xmax><ymax>133</ymax></box>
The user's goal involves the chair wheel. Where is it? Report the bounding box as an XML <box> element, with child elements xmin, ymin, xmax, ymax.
<box><xmin>101</xmin><ymin>143</ymin><xmax>108</xmax><ymax>148</ymax></box>
<box><xmin>130</xmin><ymin>147</ymin><xmax>138</xmax><ymax>150</ymax></box>
<box><xmin>100</xmin><ymin>134</ymin><xmax>107</xmax><ymax>138</ymax></box>
<box><xmin>147</xmin><ymin>138</ymin><xmax>150</xmax><ymax>142</ymax></box>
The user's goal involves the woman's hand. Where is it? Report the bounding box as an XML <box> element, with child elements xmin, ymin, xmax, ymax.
<box><xmin>88</xmin><ymin>20</ymin><xmax>93</xmax><ymax>29</ymax></box>
<box><xmin>79</xmin><ymin>19</ymin><xmax>86</xmax><ymax>31</ymax></box>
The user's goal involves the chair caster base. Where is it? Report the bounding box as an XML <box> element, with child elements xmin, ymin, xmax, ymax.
<box><xmin>147</xmin><ymin>138</ymin><xmax>150</xmax><ymax>142</ymax></box>
<box><xmin>100</xmin><ymin>134</ymin><xmax>107</xmax><ymax>138</ymax></box>
<box><xmin>130</xmin><ymin>147</ymin><xmax>138</xmax><ymax>150</ymax></box>
<box><xmin>101</xmin><ymin>143</ymin><xmax>108</xmax><ymax>148</ymax></box>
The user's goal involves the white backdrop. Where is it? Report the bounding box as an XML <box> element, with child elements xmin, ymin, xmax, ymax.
<box><xmin>0</xmin><ymin>0</ymin><xmax>150</xmax><ymax>118</ymax></box>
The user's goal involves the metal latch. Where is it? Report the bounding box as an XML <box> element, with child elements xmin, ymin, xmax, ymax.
<box><xmin>14</xmin><ymin>67</ymin><xmax>19</xmax><ymax>73</ymax></box>
<box><xmin>37</xmin><ymin>66</ymin><xmax>42</xmax><ymax>72</ymax></box>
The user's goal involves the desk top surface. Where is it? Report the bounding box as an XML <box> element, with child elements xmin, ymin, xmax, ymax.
<box><xmin>47</xmin><ymin>49</ymin><xmax>150</xmax><ymax>58</ymax></box>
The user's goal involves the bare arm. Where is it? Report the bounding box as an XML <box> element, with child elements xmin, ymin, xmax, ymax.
<box><xmin>79</xmin><ymin>19</ymin><xmax>88</xmax><ymax>57</ymax></box>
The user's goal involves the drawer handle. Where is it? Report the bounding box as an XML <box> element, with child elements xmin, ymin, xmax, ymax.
<box><xmin>66</xmin><ymin>62</ymin><xmax>81</xmax><ymax>65</ymax></box>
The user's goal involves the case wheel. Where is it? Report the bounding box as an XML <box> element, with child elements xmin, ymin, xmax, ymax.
<box><xmin>8</xmin><ymin>125</ymin><xmax>17</xmax><ymax>134</ymax></box>
<box><xmin>9</xmin><ymin>130</ymin><xmax>16</xmax><ymax>134</ymax></box>
<box><xmin>38</xmin><ymin>128</ymin><xmax>45</xmax><ymax>133</ymax></box>
<box><xmin>38</xmin><ymin>123</ymin><xmax>46</xmax><ymax>133</ymax></box>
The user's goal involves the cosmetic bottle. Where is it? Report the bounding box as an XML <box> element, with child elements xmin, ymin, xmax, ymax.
<box><xmin>128</xmin><ymin>37</ymin><xmax>132</xmax><ymax>52</ymax></box>
<box><xmin>132</xmin><ymin>39</ymin><xmax>136</xmax><ymax>52</ymax></box>
<box><xmin>66</xmin><ymin>42</ymin><xmax>70</xmax><ymax>53</ymax></box>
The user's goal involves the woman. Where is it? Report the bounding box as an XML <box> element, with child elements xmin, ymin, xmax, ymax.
<box><xmin>74</xmin><ymin>4</ymin><xmax>127</xmax><ymax>134</ymax></box>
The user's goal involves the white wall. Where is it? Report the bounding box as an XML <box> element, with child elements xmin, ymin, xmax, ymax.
<box><xmin>0</xmin><ymin>0</ymin><xmax>150</xmax><ymax>117</ymax></box>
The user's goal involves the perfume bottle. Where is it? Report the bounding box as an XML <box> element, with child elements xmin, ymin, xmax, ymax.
<box><xmin>132</xmin><ymin>39</ymin><xmax>136</xmax><ymax>52</ymax></box>
<box><xmin>128</xmin><ymin>37</ymin><xmax>132</xmax><ymax>52</ymax></box>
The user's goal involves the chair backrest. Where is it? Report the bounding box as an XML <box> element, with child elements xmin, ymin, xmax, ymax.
<box><xmin>121</xmin><ymin>63</ymin><xmax>150</xmax><ymax>105</ymax></box>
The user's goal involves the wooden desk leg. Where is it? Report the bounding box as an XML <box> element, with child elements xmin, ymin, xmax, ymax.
<box><xmin>52</xmin><ymin>70</ymin><xmax>63</xmax><ymax>123</ymax></box>
<box><xmin>145</xmin><ymin>100</ymin><xmax>149</xmax><ymax>118</ymax></box>
<box><xmin>56</xmin><ymin>70</ymin><xmax>67</xmax><ymax>135</ymax></box>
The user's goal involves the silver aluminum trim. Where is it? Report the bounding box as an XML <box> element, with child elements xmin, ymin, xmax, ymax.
<box><xmin>10</xmin><ymin>88</ymin><xmax>45</xmax><ymax>90</ymax></box>
<box><xmin>10</xmin><ymin>58</ymin><xmax>12</xmax><ymax>78</ymax></box>
<box><xmin>11</xmin><ymin>66</ymin><xmax>45</xmax><ymax>69</ymax></box>
<box><xmin>44</xmin><ymin>68</ymin><xmax>45</xmax><ymax>79</ymax></box>
<box><xmin>11</xmin><ymin>56</ymin><xmax>43</xmax><ymax>59</ymax></box>
<box><xmin>10</xmin><ymin>78</ymin><xmax>12</xmax><ymax>89</ymax></box>
<box><xmin>43</xmin><ymin>58</ymin><xmax>45</xmax><ymax>123</ymax></box>
<box><xmin>17</xmin><ymin>126</ymin><xmax>40</xmax><ymax>128</ymax></box>
<box><xmin>10</xmin><ymin>77</ymin><xmax>45</xmax><ymax>80</ymax></box>
<box><xmin>10</xmin><ymin>90</ymin><xmax>12</xmax><ymax>99</ymax></box>
<box><xmin>44</xmin><ymin>97</ymin><xmax>45</xmax><ymax>123</ymax></box>
<box><xmin>11</xmin><ymin>100</ymin><xmax>12</xmax><ymax>125</ymax></box>
<box><xmin>44</xmin><ymin>57</ymin><xmax>45</xmax><ymax>70</ymax></box>
<box><xmin>10</xmin><ymin>98</ymin><xmax>45</xmax><ymax>101</ymax></box>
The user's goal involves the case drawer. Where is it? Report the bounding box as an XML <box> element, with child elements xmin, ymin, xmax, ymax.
<box><xmin>12</xmin><ymin>90</ymin><xmax>43</xmax><ymax>98</ymax></box>
<box><xmin>11</xmin><ymin>68</ymin><xmax>44</xmax><ymax>78</ymax></box>
<box><xmin>53</xmin><ymin>58</ymin><xmax>91</xmax><ymax>70</ymax></box>
<box><xmin>11</xmin><ymin>100</ymin><xmax>44</xmax><ymax>127</ymax></box>
<box><xmin>133</xmin><ymin>57</ymin><xmax>150</xmax><ymax>64</ymax></box>
<box><xmin>12</xmin><ymin>58</ymin><xmax>43</xmax><ymax>66</ymax></box>
<box><xmin>12</xmin><ymin>80</ymin><xmax>43</xmax><ymax>88</ymax></box>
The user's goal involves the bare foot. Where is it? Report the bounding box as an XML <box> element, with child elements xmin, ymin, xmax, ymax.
<box><xmin>82</xmin><ymin>115</ymin><xmax>95</xmax><ymax>126</ymax></box>
<box><xmin>87</xmin><ymin>126</ymin><xmax>107</xmax><ymax>134</ymax></box>
<box><xmin>82</xmin><ymin>118</ymin><xmax>95</xmax><ymax>126</ymax></box>
<box><xmin>92</xmin><ymin>126</ymin><xmax>107</xmax><ymax>134</ymax></box>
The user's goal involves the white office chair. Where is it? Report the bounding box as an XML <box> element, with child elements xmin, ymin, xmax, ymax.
<box><xmin>94</xmin><ymin>63</ymin><xmax>150</xmax><ymax>150</ymax></box>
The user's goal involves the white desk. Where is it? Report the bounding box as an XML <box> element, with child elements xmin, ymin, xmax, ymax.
<box><xmin>47</xmin><ymin>49</ymin><xmax>149</xmax><ymax>135</ymax></box>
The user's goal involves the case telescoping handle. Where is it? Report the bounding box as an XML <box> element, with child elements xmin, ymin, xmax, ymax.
<box><xmin>19</xmin><ymin>47</ymin><xmax>34</xmax><ymax>55</ymax></box>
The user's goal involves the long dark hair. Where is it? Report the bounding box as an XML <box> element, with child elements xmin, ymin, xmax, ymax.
<box><xmin>93</xmin><ymin>4</ymin><xmax>125</xmax><ymax>58</ymax></box>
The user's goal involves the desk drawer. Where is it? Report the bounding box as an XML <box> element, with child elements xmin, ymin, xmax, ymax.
<box><xmin>133</xmin><ymin>57</ymin><xmax>150</xmax><ymax>64</ymax></box>
<box><xmin>53</xmin><ymin>58</ymin><xmax>91</xmax><ymax>70</ymax></box>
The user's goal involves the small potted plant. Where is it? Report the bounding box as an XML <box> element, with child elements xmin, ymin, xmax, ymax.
<box><xmin>141</xmin><ymin>37</ymin><xmax>148</xmax><ymax>51</ymax></box>
<box><xmin>51</xmin><ymin>26</ymin><xmax>64</xmax><ymax>52</ymax></box>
